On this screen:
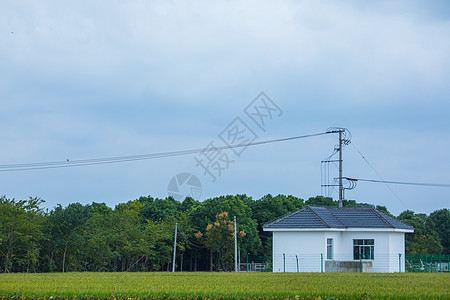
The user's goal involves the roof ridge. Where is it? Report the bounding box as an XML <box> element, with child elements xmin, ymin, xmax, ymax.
<box><xmin>307</xmin><ymin>206</ymin><xmax>330</xmax><ymax>228</ymax></box>
<box><xmin>373</xmin><ymin>209</ymin><xmax>414</xmax><ymax>230</ymax></box>
<box><xmin>337</xmin><ymin>206</ymin><xmax>372</xmax><ymax>209</ymax></box>
<box><xmin>370</xmin><ymin>208</ymin><xmax>394</xmax><ymax>228</ymax></box>
<box><xmin>326</xmin><ymin>207</ymin><xmax>347</xmax><ymax>227</ymax></box>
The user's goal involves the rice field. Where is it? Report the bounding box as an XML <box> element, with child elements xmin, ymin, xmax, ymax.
<box><xmin>0</xmin><ymin>272</ymin><xmax>448</xmax><ymax>299</ymax></box>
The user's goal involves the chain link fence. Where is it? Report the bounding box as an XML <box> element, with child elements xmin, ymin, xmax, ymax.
<box><xmin>239</xmin><ymin>254</ymin><xmax>270</xmax><ymax>272</ymax></box>
<box><xmin>405</xmin><ymin>254</ymin><xmax>450</xmax><ymax>272</ymax></box>
<box><xmin>272</xmin><ymin>253</ymin><xmax>408</xmax><ymax>273</ymax></box>
<box><xmin>238</xmin><ymin>254</ymin><xmax>450</xmax><ymax>273</ymax></box>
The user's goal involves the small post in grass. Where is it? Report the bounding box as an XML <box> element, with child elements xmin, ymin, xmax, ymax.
<box><xmin>321</xmin><ymin>253</ymin><xmax>323</xmax><ymax>273</ymax></box>
<box><xmin>246</xmin><ymin>253</ymin><xmax>249</xmax><ymax>272</ymax></box>
<box><xmin>359</xmin><ymin>253</ymin><xmax>362</xmax><ymax>273</ymax></box>
<box><xmin>430</xmin><ymin>255</ymin><xmax>433</xmax><ymax>273</ymax></box>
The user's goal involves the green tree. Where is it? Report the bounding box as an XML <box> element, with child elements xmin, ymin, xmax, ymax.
<box><xmin>204</xmin><ymin>212</ymin><xmax>242</xmax><ymax>271</ymax></box>
<box><xmin>304</xmin><ymin>196</ymin><xmax>380</xmax><ymax>210</ymax></box>
<box><xmin>83</xmin><ymin>203</ymin><xmax>118</xmax><ymax>271</ymax></box>
<box><xmin>114</xmin><ymin>200</ymin><xmax>148</xmax><ymax>271</ymax></box>
<box><xmin>0</xmin><ymin>196</ymin><xmax>46</xmax><ymax>273</ymax></box>
<box><xmin>305</xmin><ymin>195</ymin><xmax>336</xmax><ymax>207</ymax></box>
<box><xmin>191</xmin><ymin>194</ymin><xmax>260</xmax><ymax>257</ymax></box>
<box><xmin>170</xmin><ymin>212</ymin><xmax>198</xmax><ymax>271</ymax></box>
<box><xmin>48</xmin><ymin>203</ymin><xmax>90</xmax><ymax>272</ymax></box>
<box><xmin>251</xmin><ymin>194</ymin><xmax>304</xmax><ymax>226</ymax></box>
<box><xmin>143</xmin><ymin>218</ymin><xmax>182</xmax><ymax>272</ymax></box>
<box><xmin>179</xmin><ymin>197</ymin><xmax>200</xmax><ymax>213</ymax></box>
<box><xmin>428</xmin><ymin>208</ymin><xmax>450</xmax><ymax>254</ymax></box>
<box><xmin>398</xmin><ymin>210</ymin><xmax>443</xmax><ymax>254</ymax></box>
<box><xmin>251</xmin><ymin>194</ymin><xmax>304</xmax><ymax>258</ymax></box>
<box><xmin>138</xmin><ymin>196</ymin><xmax>180</xmax><ymax>222</ymax></box>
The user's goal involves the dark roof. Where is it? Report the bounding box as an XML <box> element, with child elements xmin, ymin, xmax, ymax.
<box><xmin>263</xmin><ymin>206</ymin><xmax>414</xmax><ymax>230</ymax></box>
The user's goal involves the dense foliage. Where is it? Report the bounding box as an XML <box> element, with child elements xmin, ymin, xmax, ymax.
<box><xmin>0</xmin><ymin>194</ymin><xmax>448</xmax><ymax>273</ymax></box>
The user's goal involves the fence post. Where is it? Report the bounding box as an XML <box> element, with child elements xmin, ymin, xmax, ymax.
<box><xmin>246</xmin><ymin>253</ymin><xmax>248</xmax><ymax>272</ymax></box>
<box><xmin>430</xmin><ymin>254</ymin><xmax>433</xmax><ymax>273</ymax></box>
<box><xmin>283</xmin><ymin>253</ymin><xmax>286</xmax><ymax>272</ymax></box>
<box><xmin>321</xmin><ymin>253</ymin><xmax>323</xmax><ymax>273</ymax></box>
<box><xmin>359</xmin><ymin>253</ymin><xmax>362</xmax><ymax>273</ymax></box>
<box><xmin>296</xmin><ymin>255</ymin><xmax>299</xmax><ymax>272</ymax></box>
<box><xmin>398</xmin><ymin>253</ymin><xmax>402</xmax><ymax>273</ymax></box>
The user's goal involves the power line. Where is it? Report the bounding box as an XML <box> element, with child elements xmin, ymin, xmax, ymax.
<box><xmin>351</xmin><ymin>143</ymin><xmax>408</xmax><ymax>210</ymax></box>
<box><xmin>0</xmin><ymin>131</ymin><xmax>330</xmax><ymax>172</ymax></box>
<box><xmin>345</xmin><ymin>177</ymin><xmax>450</xmax><ymax>188</ymax></box>
<box><xmin>177</xmin><ymin>228</ymin><xmax>204</xmax><ymax>249</ymax></box>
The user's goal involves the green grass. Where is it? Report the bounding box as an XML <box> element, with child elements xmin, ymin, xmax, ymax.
<box><xmin>0</xmin><ymin>272</ymin><xmax>448</xmax><ymax>299</ymax></box>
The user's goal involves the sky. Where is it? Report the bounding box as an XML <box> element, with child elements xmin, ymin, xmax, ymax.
<box><xmin>1</xmin><ymin>0</ymin><xmax>449</xmax><ymax>216</ymax></box>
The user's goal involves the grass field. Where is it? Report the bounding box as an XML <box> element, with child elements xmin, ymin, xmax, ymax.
<box><xmin>0</xmin><ymin>272</ymin><xmax>448</xmax><ymax>299</ymax></box>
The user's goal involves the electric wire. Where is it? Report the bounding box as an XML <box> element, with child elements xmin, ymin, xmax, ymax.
<box><xmin>177</xmin><ymin>227</ymin><xmax>204</xmax><ymax>249</ymax></box>
<box><xmin>351</xmin><ymin>143</ymin><xmax>409</xmax><ymax>210</ymax></box>
<box><xmin>0</xmin><ymin>132</ymin><xmax>330</xmax><ymax>172</ymax></box>
<box><xmin>345</xmin><ymin>177</ymin><xmax>450</xmax><ymax>188</ymax></box>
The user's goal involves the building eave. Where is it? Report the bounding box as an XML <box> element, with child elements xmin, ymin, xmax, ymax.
<box><xmin>263</xmin><ymin>228</ymin><xmax>346</xmax><ymax>232</ymax></box>
<box><xmin>263</xmin><ymin>227</ymin><xmax>414</xmax><ymax>233</ymax></box>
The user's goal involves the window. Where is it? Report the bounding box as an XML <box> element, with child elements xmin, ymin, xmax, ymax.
<box><xmin>327</xmin><ymin>238</ymin><xmax>333</xmax><ymax>260</ymax></box>
<box><xmin>353</xmin><ymin>239</ymin><xmax>374</xmax><ymax>260</ymax></box>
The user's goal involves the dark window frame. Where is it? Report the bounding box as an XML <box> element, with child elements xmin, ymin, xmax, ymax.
<box><xmin>353</xmin><ymin>239</ymin><xmax>374</xmax><ymax>260</ymax></box>
<box><xmin>327</xmin><ymin>238</ymin><xmax>333</xmax><ymax>260</ymax></box>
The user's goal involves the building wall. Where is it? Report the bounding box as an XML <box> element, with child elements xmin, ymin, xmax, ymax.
<box><xmin>388</xmin><ymin>232</ymin><xmax>405</xmax><ymax>272</ymax></box>
<box><xmin>272</xmin><ymin>230</ymin><xmax>406</xmax><ymax>273</ymax></box>
<box><xmin>324</xmin><ymin>231</ymin><xmax>342</xmax><ymax>260</ymax></box>
<box><xmin>340</xmin><ymin>231</ymin><xmax>390</xmax><ymax>272</ymax></box>
<box><xmin>272</xmin><ymin>231</ymin><xmax>325</xmax><ymax>272</ymax></box>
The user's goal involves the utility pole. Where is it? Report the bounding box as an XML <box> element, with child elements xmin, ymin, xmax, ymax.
<box><xmin>323</xmin><ymin>128</ymin><xmax>352</xmax><ymax>205</ymax></box>
<box><xmin>234</xmin><ymin>216</ymin><xmax>238</xmax><ymax>272</ymax></box>
<box><xmin>172</xmin><ymin>222</ymin><xmax>177</xmax><ymax>272</ymax></box>
<box><xmin>338</xmin><ymin>129</ymin><xmax>343</xmax><ymax>208</ymax></box>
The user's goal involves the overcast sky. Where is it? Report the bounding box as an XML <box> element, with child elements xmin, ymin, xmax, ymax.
<box><xmin>1</xmin><ymin>0</ymin><xmax>449</xmax><ymax>215</ymax></box>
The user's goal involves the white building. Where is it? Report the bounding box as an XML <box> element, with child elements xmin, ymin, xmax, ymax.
<box><xmin>263</xmin><ymin>206</ymin><xmax>414</xmax><ymax>273</ymax></box>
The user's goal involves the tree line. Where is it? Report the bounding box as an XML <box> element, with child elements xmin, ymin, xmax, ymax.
<box><xmin>0</xmin><ymin>194</ymin><xmax>449</xmax><ymax>273</ymax></box>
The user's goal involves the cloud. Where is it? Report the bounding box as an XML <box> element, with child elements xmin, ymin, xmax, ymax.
<box><xmin>0</xmin><ymin>1</ymin><xmax>449</xmax><ymax>213</ymax></box>
<box><xmin>1</xmin><ymin>1</ymin><xmax>449</xmax><ymax>110</ymax></box>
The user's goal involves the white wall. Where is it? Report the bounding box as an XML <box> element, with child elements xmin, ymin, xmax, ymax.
<box><xmin>340</xmin><ymin>232</ymin><xmax>389</xmax><ymax>272</ymax></box>
<box><xmin>273</xmin><ymin>231</ymin><xmax>325</xmax><ymax>272</ymax></box>
<box><xmin>388</xmin><ymin>232</ymin><xmax>405</xmax><ymax>272</ymax></box>
<box><xmin>324</xmin><ymin>231</ymin><xmax>342</xmax><ymax>260</ymax></box>
<box><xmin>272</xmin><ymin>230</ymin><xmax>406</xmax><ymax>273</ymax></box>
